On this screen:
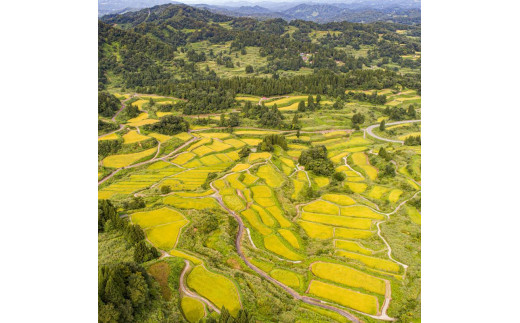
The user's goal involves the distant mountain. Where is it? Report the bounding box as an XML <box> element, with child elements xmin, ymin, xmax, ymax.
<box><xmin>98</xmin><ymin>0</ymin><xmax>181</xmax><ymax>17</ymax></box>
<box><xmin>99</xmin><ymin>0</ymin><xmax>420</xmax><ymax>24</ymax></box>
<box><xmin>281</xmin><ymin>3</ymin><xmax>420</xmax><ymax>24</ymax></box>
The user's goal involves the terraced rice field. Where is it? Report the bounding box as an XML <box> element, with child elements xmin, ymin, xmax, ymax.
<box><xmin>181</xmin><ymin>297</ymin><xmax>205</xmax><ymax>323</ymax></box>
<box><xmin>307</xmin><ymin>280</ymin><xmax>379</xmax><ymax>314</ymax></box>
<box><xmin>99</xmin><ymin>121</ymin><xmax>420</xmax><ymax>321</ymax></box>
<box><xmin>263</xmin><ymin>234</ymin><xmax>303</xmax><ymax>261</ymax></box>
<box><xmin>102</xmin><ymin>147</ymin><xmax>157</xmax><ymax>168</ymax></box>
<box><xmin>335</xmin><ymin>250</ymin><xmax>401</xmax><ymax>273</ymax></box>
<box><xmin>122</xmin><ymin>130</ymin><xmax>150</xmax><ymax>144</ymax></box>
<box><xmin>310</xmin><ymin>262</ymin><xmax>386</xmax><ymax>295</ymax></box>
<box><xmin>270</xmin><ymin>269</ymin><xmax>301</xmax><ymax>289</ymax></box>
<box><xmin>187</xmin><ymin>266</ymin><xmax>241</xmax><ymax>316</ymax></box>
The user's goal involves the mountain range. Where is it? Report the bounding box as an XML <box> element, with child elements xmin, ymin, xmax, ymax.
<box><xmin>99</xmin><ymin>0</ymin><xmax>420</xmax><ymax>24</ymax></box>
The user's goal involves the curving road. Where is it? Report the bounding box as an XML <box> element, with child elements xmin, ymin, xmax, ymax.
<box><xmin>179</xmin><ymin>260</ymin><xmax>221</xmax><ymax>314</ymax></box>
<box><xmin>365</xmin><ymin>120</ymin><xmax>421</xmax><ymax>144</ymax></box>
<box><xmin>208</xmin><ymin>181</ymin><xmax>362</xmax><ymax>323</ymax></box>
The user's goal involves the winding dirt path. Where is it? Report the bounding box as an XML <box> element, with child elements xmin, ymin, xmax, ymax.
<box><xmin>179</xmin><ymin>260</ymin><xmax>221</xmax><ymax>314</ymax></box>
<box><xmin>98</xmin><ymin>135</ymin><xmax>199</xmax><ymax>185</ymax></box>
<box><xmin>365</xmin><ymin>120</ymin><xmax>421</xmax><ymax>144</ymax></box>
<box><xmin>208</xmin><ymin>179</ymin><xmax>362</xmax><ymax>323</ymax></box>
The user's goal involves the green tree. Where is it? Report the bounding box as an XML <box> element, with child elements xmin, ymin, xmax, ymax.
<box><xmin>245</xmin><ymin>65</ymin><xmax>254</xmax><ymax>73</ymax></box>
<box><xmin>297</xmin><ymin>101</ymin><xmax>306</xmax><ymax>112</ymax></box>
<box><xmin>380</xmin><ymin>119</ymin><xmax>386</xmax><ymax>131</ymax></box>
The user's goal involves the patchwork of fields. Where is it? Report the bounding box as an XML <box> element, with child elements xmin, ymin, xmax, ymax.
<box><xmin>99</xmin><ymin>93</ymin><xmax>421</xmax><ymax>322</ymax></box>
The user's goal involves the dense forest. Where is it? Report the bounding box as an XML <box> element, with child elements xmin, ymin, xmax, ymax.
<box><xmin>99</xmin><ymin>4</ymin><xmax>420</xmax><ymax>115</ymax></box>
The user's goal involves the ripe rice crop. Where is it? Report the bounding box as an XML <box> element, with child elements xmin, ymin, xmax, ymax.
<box><xmin>334</xmin><ymin>228</ymin><xmax>374</xmax><ymax>239</ymax></box>
<box><xmin>120</xmin><ymin>131</ymin><xmax>152</xmax><ymax>146</ymax></box>
<box><xmin>307</xmin><ymin>280</ymin><xmax>379</xmax><ymax>314</ymax></box>
<box><xmin>171</xmin><ymin>152</ymin><xmax>196</xmax><ymax>165</ymax></box>
<box><xmin>278</xmin><ymin>229</ymin><xmax>300</xmax><ymax>248</ymax></box>
<box><xmin>335</xmin><ymin>240</ymin><xmax>373</xmax><ymax>255</ymax></box>
<box><xmin>98</xmin><ymin>133</ymin><xmax>119</xmax><ymax>141</ymax></box>
<box><xmin>174</xmin><ymin>132</ymin><xmax>192</xmax><ymax>141</ymax></box>
<box><xmin>241</xmin><ymin>173</ymin><xmax>258</xmax><ymax>186</ymax></box>
<box><xmin>278</xmin><ymin>102</ymin><xmax>300</xmax><ymax>111</ymax></box>
<box><xmin>215</xmin><ymin>153</ymin><xmax>232</xmax><ymax>163</ymax></box>
<box><xmin>368</xmin><ymin>186</ymin><xmax>390</xmax><ymax>199</ymax></box>
<box><xmin>301</xmin><ymin>212</ymin><xmax>372</xmax><ymax>230</ymax></box>
<box><xmin>329</xmin><ymin>151</ymin><xmax>349</xmax><ymax>164</ymax></box>
<box><xmin>241</xmin><ymin>209</ymin><xmax>272</xmax><ymax>236</ymax></box>
<box><xmin>146</xmin><ymin>220</ymin><xmax>189</xmax><ymax>250</ymax></box>
<box><xmin>149</xmin><ymin>132</ymin><xmax>172</xmax><ymax>143</ymax></box>
<box><xmin>360</xmin><ymin>165</ymin><xmax>378</xmax><ymax>180</ymax></box>
<box><xmin>313</xmin><ymin>176</ymin><xmax>330</xmax><ymax>188</ymax></box>
<box><xmin>292</xmin><ymin>179</ymin><xmax>305</xmax><ymax>199</ymax></box>
<box><xmin>223</xmin><ymin>194</ymin><xmax>246</xmax><ymax>211</ymax></box>
<box><xmin>346</xmin><ymin>182</ymin><xmax>367</xmax><ymax>193</ymax></box>
<box><xmin>188</xmin><ymin>137</ymin><xmax>211</xmax><ymax>151</ymax></box>
<box><xmin>287</xmin><ymin>150</ymin><xmax>301</xmax><ymax>157</ymax></box>
<box><xmin>288</xmin><ymin>144</ymin><xmax>308</xmax><ymax>150</ymax></box>
<box><xmin>175</xmin><ymin>190</ymin><xmax>213</xmax><ymax>197</ymax></box>
<box><xmin>187</xmin><ymin>266</ymin><xmax>241</xmax><ymax>317</ymax></box>
<box><xmin>303</xmin><ymin>200</ymin><xmax>339</xmax><ymax>215</ymax></box>
<box><xmin>126</xmin><ymin>112</ymin><xmax>150</xmax><ymax>123</ymax></box>
<box><xmin>266</xmin><ymin>206</ymin><xmax>291</xmax><ymax>228</ymax></box>
<box><xmin>251</xmin><ymin>185</ymin><xmax>272</xmax><ymax>197</ymax></box>
<box><xmin>235</xmin><ymin>130</ymin><xmax>278</xmax><ymax>135</ymax></box>
<box><xmin>263</xmin><ymin>234</ymin><xmax>303</xmax><ymax>261</ymax></box>
<box><xmin>183</xmin><ymin>159</ymin><xmax>202</xmax><ymax>168</ymax></box>
<box><xmin>251</xmin><ymin>204</ymin><xmax>276</xmax><ymax>227</ymax></box>
<box><xmin>310</xmin><ymin>262</ymin><xmax>386</xmax><ymax>295</ymax></box>
<box><xmin>231</xmin><ymin>163</ymin><xmax>250</xmax><ymax>172</ymax></box>
<box><xmin>156</xmin><ymin>112</ymin><xmax>172</xmax><ymax>117</ymax></box>
<box><xmin>236</xmin><ymin>96</ymin><xmax>260</xmax><ymax>102</ymax></box>
<box><xmin>345</xmin><ymin>146</ymin><xmax>368</xmax><ymax>153</ymax></box>
<box><xmin>227</xmin><ymin>173</ymin><xmax>247</xmax><ymax>190</ymax></box>
<box><xmin>225</xmin><ymin>150</ymin><xmax>240</xmax><ymax>161</ymax></box>
<box><xmin>406</xmin><ymin>205</ymin><xmax>421</xmax><ymax>224</ymax></box>
<box><xmin>280</xmin><ymin>157</ymin><xmax>295</xmax><ymax>168</ymax></box>
<box><xmin>181</xmin><ymin>297</ymin><xmax>205</xmax><ymax>323</ymax></box>
<box><xmin>169</xmin><ymin>249</ymin><xmax>202</xmax><ymax>265</ymax></box>
<box><xmin>249</xmin><ymin>258</ymin><xmax>274</xmax><ymax>272</ymax></box>
<box><xmin>198</xmin><ymin>132</ymin><xmax>231</xmax><ymax>139</ymax></box>
<box><xmin>270</xmin><ymin>269</ymin><xmax>301</xmax><ymax>289</ymax></box>
<box><xmin>224</xmin><ymin>139</ymin><xmax>246</xmax><ymax>148</ymax></box>
<box><xmin>147</xmin><ymin>160</ymin><xmax>171</xmax><ymax>170</ymax></box>
<box><xmin>335</xmin><ymin>250</ymin><xmax>401</xmax><ymax>273</ymax></box>
<box><xmin>340</xmin><ymin>206</ymin><xmax>384</xmax><ymax>220</ymax></box>
<box><xmin>240</xmin><ymin>138</ymin><xmax>262</xmax><ymax>146</ymax></box>
<box><xmin>207</xmin><ymin>140</ymin><xmax>233</xmax><ymax>152</ymax></box>
<box><xmin>200</xmin><ymin>154</ymin><xmax>223</xmax><ymax>166</ymax></box>
<box><xmin>352</xmin><ymin>152</ymin><xmax>368</xmax><ymax>165</ymax></box>
<box><xmin>298</xmin><ymin>220</ymin><xmax>334</xmax><ymax>239</ymax></box>
<box><xmin>192</xmin><ymin>145</ymin><xmax>214</xmax><ymax>157</ymax></box>
<box><xmin>248</xmin><ymin>152</ymin><xmax>272</xmax><ymax>162</ymax></box>
<box><xmin>388</xmin><ymin>189</ymin><xmax>403</xmax><ymax>203</ymax></box>
<box><xmin>131</xmin><ymin>207</ymin><xmax>185</xmax><ymax>228</ymax></box>
<box><xmin>102</xmin><ymin>147</ymin><xmax>157</xmax><ymax>168</ymax></box>
<box><xmin>163</xmin><ymin>195</ymin><xmax>218</xmax><ymax>210</ymax></box>
<box><xmin>127</xmin><ymin>119</ymin><xmax>159</xmax><ymax>127</ymax></box>
<box><xmin>321</xmin><ymin>194</ymin><xmax>356</xmax><ymax>206</ymax></box>
<box><xmin>255</xmin><ymin>197</ymin><xmax>276</xmax><ymax>208</ymax></box>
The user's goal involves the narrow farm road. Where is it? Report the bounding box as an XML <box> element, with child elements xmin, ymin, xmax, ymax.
<box><xmin>179</xmin><ymin>260</ymin><xmax>221</xmax><ymax>314</ymax></box>
<box><xmin>208</xmin><ymin>181</ymin><xmax>362</xmax><ymax>323</ymax></box>
<box><xmin>365</xmin><ymin>120</ymin><xmax>421</xmax><ymax>144</ymax></box>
